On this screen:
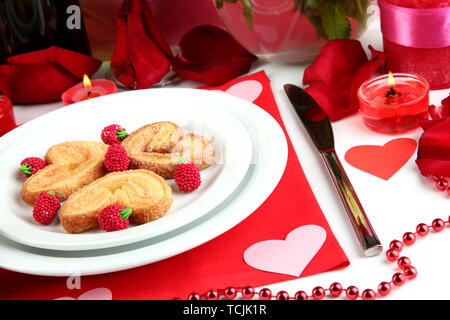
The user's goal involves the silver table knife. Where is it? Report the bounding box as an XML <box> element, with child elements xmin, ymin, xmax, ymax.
<box><xmin>284</xmin><ymin>84</ymin><xmax>383</xmax><ymax>257</ymax></box>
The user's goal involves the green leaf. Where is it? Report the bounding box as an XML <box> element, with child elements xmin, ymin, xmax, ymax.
<box><xmin>240</xmin><ymin>0</ymin><xmax>254</xmax><ymax>30</ymax></box>
<box><xmin>305</xmin><ymin>0</ymin><xmax>321</xmax><ymax>10</ymax></box>
<box><xmin>215</xmin><ymin>0</ymin><xmax>224</xmax><ymax>9</ymax></box>
<box><xmin>19</xmin><ymin>163</ymin><xmax>32</xmax><ymax>177</ymax></box>
<box><xmin>320</xmin><ymin>1</ymin><xmax>351</xmax><ymax>40</ymax></box>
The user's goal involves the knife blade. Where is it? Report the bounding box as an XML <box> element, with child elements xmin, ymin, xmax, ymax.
<box><xmin>284</xmin><ymin>84</ymin><xmax>383</xmax><ymax>257</ymax></box>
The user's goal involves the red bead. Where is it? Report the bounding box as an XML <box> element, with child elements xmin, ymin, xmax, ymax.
<box><xmin>329</xmin><ymin>282</ymin><xmax>343</xmax><ymax>297</ymax></box>
<box><xmin>258</xmin><ymin>288</ymin><xmax>272</xmax><ymax>300</ymax></box>
<box><xmin>389</xmin><ymin>240</ymin><xmax>403</xmax><ymax>252</ymax></box>
<box><xmin>378</xmin><ymin>282</ymin><xmax>391</xmax><ymax>296</ymax></box>
<box><xmin>432</xmin><ymin>175</ymin><xmax>443</xmax><ymax>181</ymax></box>
<box><xmin>361</xmin><ymin>289</ymin><xmax>376</xmax><ymax>300</ymax></box>
<box><xmin>346</xmin><ymin>286</ymin><xmax>359</xmax><ymax>300</ymax></box>
<box><xmin>188</xmin><ymin>292</ymin><xmax>201</xmax><ymax>300</ymax></box>
<box><xmin>242</xmin><ymin>286</ymin><xmax>255</xmax><ymax>299</ymax></box>
<box><xmin>403</xmin><ymin>232</ymin><xmax>416</xmax><ymax>245</ymax></box>
<box><xmin>311</xmin><ymin>287</ymin><xmax>325</xmax><ymax>300</ymax></box>
<box><xmin>416</xmin><ymin>223</ymin><xmax>429</xmax><ymax>237</ymax></box>
<box><xmin>206</xmin><ymin>289</ymin><xmax>219</xmax><ymax>300</ymax></box>
<box><xmin>436</xmin><ymin>178</ymin><xmax>449</xmax><ymax>191</ymax></box>
<box><xmin>276</xmin><ymin>291</ymin><xmax>290</xmax><ymax>300</ymax></box>
<box><xmin>294</xmin><ymin>291</ymin><xmax>308</xmax><ymax>300</ymax></box>
<box><xmin>432</xmin><ymin>219</ymin><xmax>445</xmax><ymax>232</ymax></box>
<box><xmin>404</xmin><ymin>266</ymin><xmax>418</xmax><ymax>280</ymax></box>
<box><xmin>397</xmin><ymin>256</ymin><xmax>411</xmax><ymax>270</ymax></box>
<box><xmin>392</xmin><ymin>272</ymin><xmax>407</xmax><ymax>286</ymax></box>
<box><xmin>386</xmin><ymin>249</ymin><xmax>399</xmax><ymax>262</ymax></box>
<box><xmin>224</xmin><ymin>287</ymin><xmax>237</xmax><ymax>300</ymax></box>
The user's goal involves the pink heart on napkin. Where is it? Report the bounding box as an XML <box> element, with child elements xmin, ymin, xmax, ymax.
<box><xmin>345</xmin><ymin>138</ymin><xmax>417</xmax><ymax>181</ymax></box>
<box><xmin>243</xmin><ymin>225</ymin><xmax>327</xmax><ymax>277</ymax></box>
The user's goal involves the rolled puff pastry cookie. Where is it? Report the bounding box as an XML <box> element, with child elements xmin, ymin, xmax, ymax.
<box><xmin>122</xmin><ymin>122</ymin><xmax>215</xmax><ymax>179</ymax></box>
<box><xmin>21</xmin><ymin>141</ymin><xmax>108</xmax><ymax>205</ymax></box>
<box><xmin>60</xmin><ymin>170</ymin><xmax>173</xmax><ymax>233</ymax></box>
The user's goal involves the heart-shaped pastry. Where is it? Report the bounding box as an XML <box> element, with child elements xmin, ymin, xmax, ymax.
<box><xmin>344</xmin><ymin>138</ymin><xmax>417</xmax><ymax>181</ymax></box>
<box><xmin>60</xmin><ymin>169</ymin><xmax>173</xmax><ymax>233</ymax></box>
<box><xmin>122</xmin><ymin>122</ymin><xmax>215</xmax><ymax>179</ymax></box>
<box><xmin>21</xmin><ymin>141</ymin><xmax>108</xmax><ymax>205</ymax></box>
<box><xmin>243</xmin><ymin>225</ymin><xmax>327</xmax><ymax>277</ymax></box>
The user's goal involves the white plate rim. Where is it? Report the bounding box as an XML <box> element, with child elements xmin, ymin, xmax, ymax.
<box><xmin>0</xmin><ymin>89</ymin><xmax>252</xmax><ymax>251</ymax></box>
<box><xmin>0</xmin><ymin>89</ymin><xmax>288</xmax><ymax>276</ymax></box>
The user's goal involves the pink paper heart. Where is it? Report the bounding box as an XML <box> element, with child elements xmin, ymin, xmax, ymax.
<box><xmin>224</xmin><ymin>80</ymin><xmax>263</xmax><ymax>102</ymax></box>
<box><xmin>54</xmin><ymin>288</ymin><xmax>112</xmax><ymax>300</ymax></box>
<box><xmin>243</xmin><ymin>225</ymin><xmax>327</xmax><ymax>277</ymax></box>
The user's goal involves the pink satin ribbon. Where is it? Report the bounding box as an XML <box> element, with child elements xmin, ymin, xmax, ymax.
<box><xmin>379</xmin><ymin>0</ymin><xmax>450</xmax><ymax>49</ymax></box>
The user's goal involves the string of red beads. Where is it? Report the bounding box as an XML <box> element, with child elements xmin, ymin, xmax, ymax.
<box><xmin>177</xmin><ymin>217</ymin><xmax>449</xmax><ymax>300</ymax></box>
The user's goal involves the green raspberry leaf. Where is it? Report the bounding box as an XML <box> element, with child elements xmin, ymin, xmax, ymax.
<box><xmin>19</xmin><ymin>163</ymin><xmax>32</xmax><ymax>177</ymax></box>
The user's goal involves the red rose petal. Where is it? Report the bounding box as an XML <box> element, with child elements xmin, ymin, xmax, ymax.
<box><xmin>172</xmin><ymin>25</ymin><xmax>256</xmax><ymax>85</ymax></box>
<box><xmin>0</xmin><ymin>46</ymin><xmax>101</xmax><ymax>104</ymax></box>
<box><xmin>111</xmin><ymin>0</ymin><xmax>172</xmax><ymax>89</ymax></box>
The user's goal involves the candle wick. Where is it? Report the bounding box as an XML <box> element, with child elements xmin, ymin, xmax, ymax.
<box><xmin>385</xmin><ymin>87</ymin><xmax>400</xmax><ymax>98</ymax></box>
<box><xmin>87</xmin><ymin>91</ymin><xmax>92</xmax><ymax>98</ymax></box>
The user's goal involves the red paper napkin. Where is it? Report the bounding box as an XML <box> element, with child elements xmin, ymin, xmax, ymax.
<box><xmin>0</xmin><ymin>71</ymin><xmax>349</xmax><ymax>300</ymax></box>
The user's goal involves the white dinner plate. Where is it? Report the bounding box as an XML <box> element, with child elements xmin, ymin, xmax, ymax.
<box><xmin>0</xmin><ymin>89</ymin><xmax>252</xmax><ymax>251</ymax></box>
<box><xmin>0</xmin><ymin>89</ymin><xmax>288</xmax><ymax>276</ymax></box>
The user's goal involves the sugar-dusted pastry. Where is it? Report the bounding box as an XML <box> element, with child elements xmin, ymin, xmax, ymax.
<box><xmin>60</xmin><ymin>170</ymin><xmax>173</xmax><ymax>233</ymax></box>
<box><xmin>122</xmin><ymin>122</ymin><xmax>215</xmax><ymax>179</ymax></box>
<box><xmin>21</xmin><ymin>141</ymin><xmax>108</xmax><ymax>205</ymax></box>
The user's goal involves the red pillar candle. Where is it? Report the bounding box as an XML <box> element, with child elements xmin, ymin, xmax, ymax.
<box><xmin>61</xmin><ymin>75</ymin><xmax>117</xmax><ymax>106</ymax></box>
<box><xmin>379</xmin><ymin>0</ymin><xmax>450</xmax><ymax>90</ymax></box>
<box><xmin>0</xmin><ymin>95</ymin><xmax>16</xmax><ymax>137</ymax></box>
<box><xmin>358</xmin><ymin>72</ymin><xmax>430</xmax><ymax>133</ymax></box>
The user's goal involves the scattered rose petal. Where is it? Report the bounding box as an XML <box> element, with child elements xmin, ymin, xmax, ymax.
<box><xmin>111</xmin><ymin>0</ymin><xmax>172</xmax><ymax>89</ymax></box>
<box><xmin>429</xmin><ymin>95</ymin><xmax>450</xmax><ymax>120</ymax></box>
<box><xmin>172</xmin><ymin>25</ymin><xmax>256</xmax><ymax>85</ymax></box>
<box><xmin>0</xmin><ymin>46</ymin><xmax>101</xmax><ymax>104</ymax></box>
<box><xmin>303</xmin><ymin>40</ymin><xmax>385</xmax><ymax>121</ymax></box>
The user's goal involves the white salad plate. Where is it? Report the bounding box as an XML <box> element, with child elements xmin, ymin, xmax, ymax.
<box><xmin>0</xmin><ymin>89</ymin><xmax>252</xmax><ymax>251</ymax></box>
<box><xmin>0</xmin><ymin>88</ymin><xmax>288</xmax><ymax>276</ymax></box>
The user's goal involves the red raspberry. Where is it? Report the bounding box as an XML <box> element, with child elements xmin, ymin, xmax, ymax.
<box><xmin>174</xmin><ymin>158</ymin><xmax>201</xmax><ymax>192</ymax></box>
<box><xmin>98</xmin><ymin>205</ymin><xmax>132</xmax><ymax>232</ymax></box>
<box><xmin>19</xmin><ymin>157</ymin><xmax>47</xmax><ymax>178</ymax></box>
<box><xmin>101</xmin><ymin>124</ymin><xmax>127</xmax><ymax>145</ymax></box>
<box><xmin>104</xmin><ymin>143</ymin><xmax>130</xmax><ymax>172</ymax></box>
<box><xmin>33</xmin><ymin>191</ymin><xmax>61</xmax><ymax>225</ymax></box>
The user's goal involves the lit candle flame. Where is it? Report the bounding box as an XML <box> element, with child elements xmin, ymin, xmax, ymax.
<box><xmin>388</xmin><ymin>71</ymin><xmax>396</xmax><ymax>88</ymax></box>
<box><xmin>83</xmin><ymin>74</ymin><xmax>92</xmax><ymax>89</ymax></box>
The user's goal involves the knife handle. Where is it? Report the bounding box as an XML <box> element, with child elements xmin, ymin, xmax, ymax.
<box><xmin>321</xmin><ymin>150</ymin><xmax>383</xmax><ymax>257</ymax></box>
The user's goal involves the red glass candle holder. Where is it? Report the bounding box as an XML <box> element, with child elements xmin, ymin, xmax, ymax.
<box><xmin>0</xmin><ymin>95</ymin><xmax>16</xmax><ymax>137</ymax></box>
<box><xmin>358</xmin><ymin>73</ymin><xmax>430</xmax><ymax>134</ymax></box>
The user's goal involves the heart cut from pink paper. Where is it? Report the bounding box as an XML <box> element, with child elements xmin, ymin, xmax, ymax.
<box><xmin>243</xmin><ymin>225</ymin><xmax>327</xmax><ymax>277</ymax></box>
<box><xmin>345</xmin><ymin>138</ymin><xmax>417</xmax><ymax>181</ymax></box>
